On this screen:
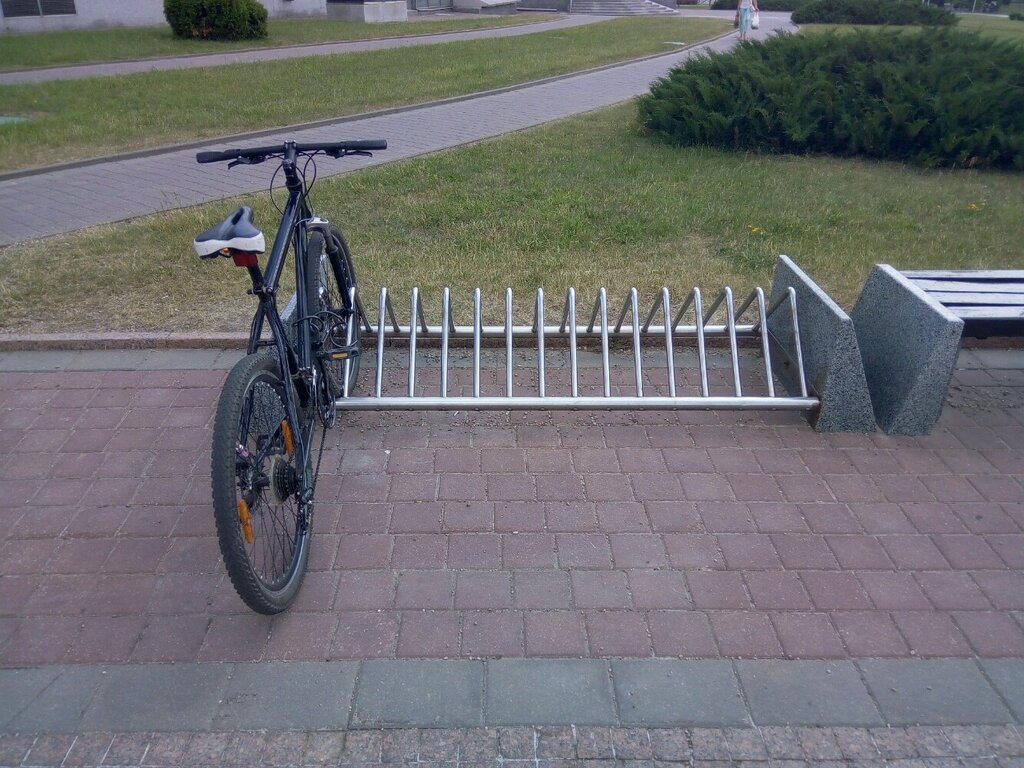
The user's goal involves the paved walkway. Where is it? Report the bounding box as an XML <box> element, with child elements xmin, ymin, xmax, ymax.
<box><xmin>1</xmin><ymin>345</ymin><xmax>1023</xmax><ymax>744</ymax></box>
<box><xmin>0</xmin><ymin>13</ymin><xmax>782</xmax><ymax>246</ymax></box>
<box><xmin>0</xmin><ymin>16</ymin><xmax>605</xmax><ymax>85</ymax></box>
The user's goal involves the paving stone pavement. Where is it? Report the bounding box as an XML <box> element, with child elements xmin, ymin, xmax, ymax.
<box><xmin>0</xmin><ymin>13</ymin><xmax>783</xmax><ymax>246</ymax></box>
<box><xmin>0</xmin><ymin>345</ymin><xmax>1023</xmax><ymax>743</ymax></box>
<box><xmin>2</xmin><ymin>724</ymin><xmax>1022</xmax><ymax>768</ymax></box>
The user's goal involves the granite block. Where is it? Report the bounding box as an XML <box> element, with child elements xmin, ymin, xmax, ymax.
<box><xmin>768</xmin><ymin>256</ymin><xmax>875</xmax><ymax>432</ymax></box>
<box><xmin>851</xmin><ymin>264</ymin><xmax>964</xmax><ymax>435</ymax></box>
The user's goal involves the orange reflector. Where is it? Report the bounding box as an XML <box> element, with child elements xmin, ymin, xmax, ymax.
<box><xmin>281</xmin><ymin>419</ymin><xmax>294</xmax><ymax>457</ymax></box>
<box><xmin>238</xmin><ymin>500</ymin><xmax>254</xmax><ymax>544</ymax></box>
<box><xmin>330</xmin><ymin>352</ymin><xmax>349</xmax><ymax>360</ymax></box>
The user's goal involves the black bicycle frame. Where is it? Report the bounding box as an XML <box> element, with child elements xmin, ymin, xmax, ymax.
<box><xmin>241</xmin><ymin>143</ymin><xmax>319</xmax><ymax>487</ymax></box>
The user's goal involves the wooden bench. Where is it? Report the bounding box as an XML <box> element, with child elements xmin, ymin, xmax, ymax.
<box><xmin>901</xmin><ymin>269</ymin><xmax>1024</xmax><ymax>339</ymax></box>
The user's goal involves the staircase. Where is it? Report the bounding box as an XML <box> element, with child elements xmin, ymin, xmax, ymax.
<box><xmin>570</xmin><ymin>0</ymin><xmax>676</xmax><ymax>14</ymax></box>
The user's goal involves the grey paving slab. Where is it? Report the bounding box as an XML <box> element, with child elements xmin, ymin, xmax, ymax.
<box><xmin>64</xmin><ymin>350</ymin><xmax>155</xmax><ymax>371</ymax></box>
<box><xmin>212</xmin><ymin>662</ymin><xmax>357</xmax><ymax>730</ymax></box>
<box><xmin>736</xmin><ymin>660</ymin><xmax>883</xmax><ymax>726</ymax></box>
<box><xmin>0</xmin><ymin>667</ymin><xmax>61</xmax><ymax>730</ymax></box>
<box><xmin>0</xmin><ymin>16</ymin><xmax>607</xmax><ymax>85</ymax></box>
<box><xmin>0</xmin><ymin>16</ymin><xmax>789</xmax><ymax>247</ymax></box>
<box><xmin>860</xmin><ymin>660</ymin><xmax>1013</xmax><ymax>726</ymax></box>
<box><xmin>79</xmin><ymin>664</ymin><xmax>231</xmax><ymax>732</ymax></box>
<box><xmin>611</xmin><ymin>659</ymin><xmax>748</xmax><ymax>727</ymax></box>
<box><xmin>139</xmin><ymin>349</ymin><xmax>232</xmax><ymax>370</ymax></box>
<box><xmin>6</xmin><ymin>667</ymin><xmax>104</xmax><ymax>733</ymax></box>
<box><xmin>352</xmin><ymin>660</ymin><xmax>484</xmax><ymax>728</ymax></box>
<box><xmin>971</xmin><ymin>348</ymin><xmax>1024</xmax><ymax>370</ymax></box>
<box><xmin>485</xmin><ymin>659</ymin><xmax>615</xmax><ymax>725</ymax></box>
<box><xmin>3</xmin><ymin>659</ymin><xmax>1024</xmax><ymax>734</ymax></box>
<box><xmin>981</xmin><ymin>660</ymin><xmax>1024</xmax><ymax>722</ymax></box>
<box><xmin>0</xmin><ymin>350</ymin><xmax>77</xmax><ymax>371</ymax></box>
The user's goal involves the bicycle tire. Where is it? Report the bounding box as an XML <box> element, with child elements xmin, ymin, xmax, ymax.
<box><xmin>306</xmin><ymin>225</ymin><xmax>361</xmax><ymax>400</ymax></box>
<box><xmin>211</xmin><ymin>353</ymin><xmax>311</xmax><ymax>614</ymax></box>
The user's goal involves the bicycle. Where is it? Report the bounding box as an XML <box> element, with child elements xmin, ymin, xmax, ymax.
<box><xmin>193</xmin><ymin>138</ymin><xmax>386</xmax><ymax>614</ymax></box>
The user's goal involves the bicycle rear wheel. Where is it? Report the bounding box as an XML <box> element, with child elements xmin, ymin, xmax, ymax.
<box><xmin>211</xmin><ymin>353</ymin><xmax>311</xmax><ymax>614</ymax></box>
<box><xmin>307</xmin><ymin>225</ymin><xmax>361</xmax><ymax>400</ymax></box>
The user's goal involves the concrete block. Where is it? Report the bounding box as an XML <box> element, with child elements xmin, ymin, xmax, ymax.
<box><xmin>768</xmin><ymin>255</ymin><xmax>876</xmax><ymax>432</ymax></box>
<box><xmin>364</xmin><ymin>0</ymin><xmax>409</xmax><ymax>21</ymax></box>
<box><xmin>0</xmin><ymin>667</ymin><xmax>63</xmax><ymax>731</ymax></box>
<box><xmin>736</xmin><ymin>660</ymin><xmax>882</xmax><ymax>726</ymax></box>
<box><xmin>980</xmin><ymin>660</ymin><xmax>1024</xmax><ymax>722</ymax></box>
<box><xmin>452</xmin><ymin>0</ymin><xmax>518</xmax><ymax>12</ymax></box>
<box><xmin>6</xmin><ymin>667</ymin><xmax>103</xmax><ymax>733</ymax></box>
<box><xmin>860</xmin><ymin>660</ymin><xmax>1011</xmax><ymax>725</ymax></box>
<box><xmin>851</xmin><ymin>264</ymin><xmax>963</xmax><ymax>435</ymax></box>
<box><xmin>612</xmin><ymin>659</ymin><xmax>748</xmax><ymax>726</ymax></box>
<box><xmin>212</xmin><ymin>662</ymin><xmax>357</xmax><ymax>730</ymax></box>
<box><xmin>353</xmin><ymin>660</ymin><xmax>483</xmax><ymax>727</ymax></box>
<box><xmin>81</xmin><ymin>664</ymin><xmax>230</xmax><ymax>732</ymax></box>
<box><xmin>486</xmin><ymin>659</ymin><xmax>615</xmax><ymax>725</ymax></box>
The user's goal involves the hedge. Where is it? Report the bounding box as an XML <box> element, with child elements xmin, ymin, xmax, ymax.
<box><xmin>710</xmin><ymin>0</ymin><xmax>800</xmax><ymax>10</ymax></box>
<box><xmin>791</xmin><ymin>0</ymin><xmax>957</xmax><ymax>25</ymax></box>
<box><xmin>637</xmin><ymin>29</ymin><xmax>1024</xmax><ymax>169</ymax></box>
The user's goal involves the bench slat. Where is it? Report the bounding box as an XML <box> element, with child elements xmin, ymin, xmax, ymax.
<box><xmin>903</xmin><ymin>269</ymin><xmax>1024</xmax><ymax>280</ymax></box>
<box><xmin>898</xmin><ymin>268</ymin><xmax>1024</xmax><ymax>337</ymax></box>
<box><xmin>947</xmin><ymin>307</ymin><xmax>1024</xmax><ymax>320</ymax></box>
<box><xmin>928</xmin><ymin>292</ymin><xmax>1024</xmax><ymax>306</ymax></box>
<box><xmin>910</xmin><ymin>279</ymin><xmax>1024</xmax><ymax>295</ymax></box>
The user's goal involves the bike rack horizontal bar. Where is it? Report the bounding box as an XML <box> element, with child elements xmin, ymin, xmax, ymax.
<box><xmin>338</xmin><ymin>286</ymin><xmax>817</xmax><ymax>413</ymax></box>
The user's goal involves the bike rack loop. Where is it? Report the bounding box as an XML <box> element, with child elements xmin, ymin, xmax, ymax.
<box><xmin>337</xmin><ymin>285</ymin><xmax>817</xmax><ymax>412</ymax></box>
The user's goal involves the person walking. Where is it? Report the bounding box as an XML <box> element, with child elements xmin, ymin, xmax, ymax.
<box><xmin>737</xmin><ymin>0</ymin><xmax>758</xmax><ymax>41</ymax></box>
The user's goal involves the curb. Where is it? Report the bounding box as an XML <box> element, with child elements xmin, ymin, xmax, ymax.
<box><xmin>0</xmin><ymin>332</ymin><xmax>248</xmax><ymax>352</ymax></box>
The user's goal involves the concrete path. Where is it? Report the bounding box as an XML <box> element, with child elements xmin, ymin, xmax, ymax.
<box><xmin>0</xmin><ymin>16</ymin><xmax>605</xmax><ymax>86</ymax></box>
<box><xmin>0</xmin><ymin>13</ymin><xmax>787</xmax><ymax>247</ymax></box>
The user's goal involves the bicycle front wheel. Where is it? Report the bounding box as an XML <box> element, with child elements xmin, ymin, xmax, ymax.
<box><xmin>211</xmin><ymin>353</ymin><xmax>311</xmax><ymax>614</ymax></box>
<box><xmin>306</xmin><ymin>225</ymin><xmax>360</xmax><ymax>399</ymax></box>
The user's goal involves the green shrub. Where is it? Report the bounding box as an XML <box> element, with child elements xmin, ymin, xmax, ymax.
<box><xmin>710</xmin><ymin>0</ymin><xmax>800</xmax><ymax>9</ymax></box>
<box><xmin>791</xmin><ymin>0</ymin><xmax>957</xmax><ymax>24</ymax></box>
<box><xmin>637</xmin><ymin>29</ymin><xmax>1024</xmax><ymax>169</ymax></box>
<box><xmin>1010</xmin><ymin>10</ymin><xmax>1024</xmax><ymax>18</ymax></box>
<box><xmin>164</xmin><ymin>0</ymin><xmax>268</xmax><ymax>40</ymax></box>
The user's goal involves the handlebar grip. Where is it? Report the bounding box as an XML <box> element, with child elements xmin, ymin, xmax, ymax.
<box><xmin>196</xmin><ymin>149</ymin><xmax>239</xmax><ymax>163</ymax></box>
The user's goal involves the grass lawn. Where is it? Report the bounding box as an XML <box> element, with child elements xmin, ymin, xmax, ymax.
<box><xmin>799</xmin><ymin>16</ymin><xmax>1024</xmax><ymax>43</ymax></box>
<box><xmin>0</xmin><ymin>14</ymin><xmax>556</xmax><ymax>71</ymax></box>
<box><xmin>955</xmin><ymin>12</ymin><xmax>1024</xmax><ymax>42</ymax></box>
<box><xmin>1</xmin><ymin>103</ymin><xmax>1021</xmax><ymax>334</ymax></box>
<box><xmin>0</xmin><ymin>17</ymin><xmax>727</xmax><ymax>172</ymax></box>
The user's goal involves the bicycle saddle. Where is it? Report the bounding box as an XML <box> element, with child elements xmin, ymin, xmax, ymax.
<box><xmin>194</xmin><ymin>206</ymin><xmax>266</xmax><ymax>258</ymax></box>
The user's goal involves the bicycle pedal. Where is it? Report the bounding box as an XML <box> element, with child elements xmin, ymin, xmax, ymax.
<box><xmin>322</xmin><ymin>344</ymin><xmax>359</xmax><ymax>362</ymax></box>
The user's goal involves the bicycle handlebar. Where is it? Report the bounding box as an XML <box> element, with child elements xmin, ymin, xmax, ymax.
<box><xmin>196</xmin><ymin>139</ymin><xmax>387</xmax><ymax>164</ymax></box>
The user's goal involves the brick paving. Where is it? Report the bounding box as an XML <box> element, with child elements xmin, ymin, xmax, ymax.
<box><xmin>0</xmin><ymin>347</ymin><xmax>1022</xmax><ymax>665</ymax></box>
<box><xmin>3</xmin><ymin>724</ymin><xmax>1024</xmax><ymax>767</ymax></box>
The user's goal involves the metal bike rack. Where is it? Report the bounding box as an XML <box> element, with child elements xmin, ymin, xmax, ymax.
<box><xmin>336</xmin><ymin>285</ymin><xmax>819</xmax><ymax>413</ymax></box>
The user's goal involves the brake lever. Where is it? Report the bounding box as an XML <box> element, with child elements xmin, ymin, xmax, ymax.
<box><xmin>327</xmin><ymin>150</ymin><xmax>373</xmax><ymax>159</ymax></box>
<box><xmin>227</xmin><ymin>155</ymin><xmax>267</xmax><ymax>169</ymax></box>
